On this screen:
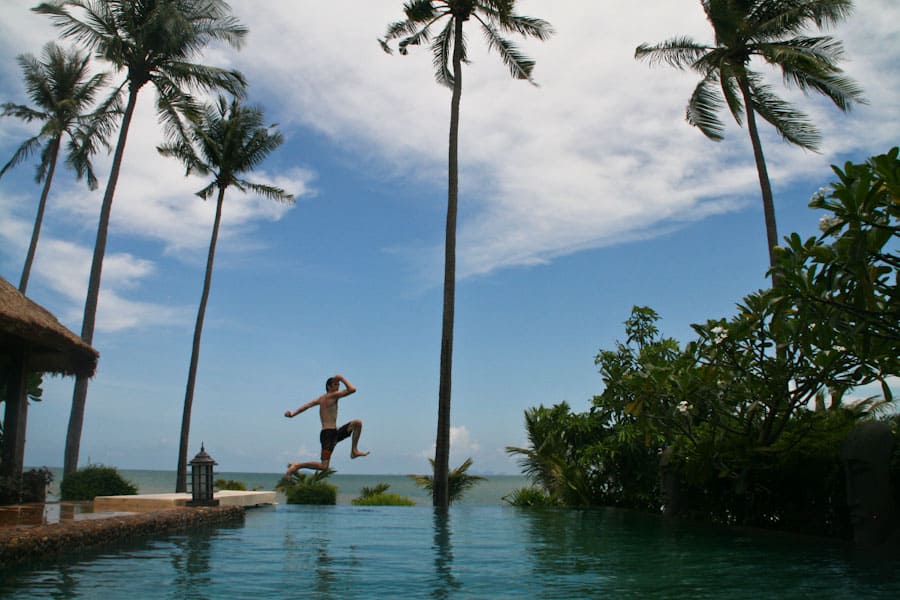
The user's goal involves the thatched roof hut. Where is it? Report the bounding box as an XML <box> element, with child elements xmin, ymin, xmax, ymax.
<box><xmin>0</xmin><ymin>276</ymin><xmax>97</xmax><ymax>377</ymax></box>
<box><xmin>1</xmin><ymin>275</ymin><xmax>98</xmax><ymax>482</ymax></box>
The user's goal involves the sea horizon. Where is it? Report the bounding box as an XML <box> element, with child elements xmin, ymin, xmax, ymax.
<box><xmin>38</xmin><ymin>467</ymin><xmax>530</xmax><ymax>506</ymax></box>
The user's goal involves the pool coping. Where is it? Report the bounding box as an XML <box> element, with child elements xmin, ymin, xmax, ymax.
<box><xmin>93</xmin><ymin>490</ymin><xmax>277</xmax><ymax>511</ymax></box>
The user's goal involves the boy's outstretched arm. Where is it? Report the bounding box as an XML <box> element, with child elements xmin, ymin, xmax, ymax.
<box><xmin>284</xmin><ymin>397</ymin><xmax>320</xmax><ymax>418</ymax></box>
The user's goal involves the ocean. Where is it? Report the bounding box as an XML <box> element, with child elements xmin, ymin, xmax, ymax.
<box><xmin>43</xmin><ymin>468</ymin><xmax>529</xmax><ymax>506</ymax></box>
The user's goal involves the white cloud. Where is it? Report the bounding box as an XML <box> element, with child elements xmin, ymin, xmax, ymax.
<box><xmin>0</xmin><ymin>1</ymin><xmax>316</xmax><ymax>331</ymax></box>
<box><xmin>2</xmin><ymin>0</ymin><xmax>897</xmax><ymax>325</ymax></box>
<box><xmin>420</xmin><ymin>425</ymin><xmax>481</xmax><ymax>465</ymax></box>
<box><xmin>228</xmin><ymin>0</ymin><xmax>899</xmax><ymax>281</ymax></box>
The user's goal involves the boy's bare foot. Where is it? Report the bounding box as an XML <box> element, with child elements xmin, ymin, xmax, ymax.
<box><xmin>351</xmin><ymin>450</ymin><xmax>369</xmax><ymax>459</ymax></box>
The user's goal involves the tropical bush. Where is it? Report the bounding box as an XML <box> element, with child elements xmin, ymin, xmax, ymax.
<box><xmin>276</xmin><ymin>469</ymin><xmax>337</xmax><ymax>505</ymax></box>
<box><xmin>352</xmin><ymin>483</ymin><xmax>415</xmax><ymax>506</ymax></box>
<box><xmin>409</xmin><ymin>458</ymin><xmax>486</xmax><ymax>505</ymax></box>
<box><xmin>60</xmin><ymin>465</ymin><xmax>137</xmax><ymax>501</ymax></box>
<box><xmin>503</xmin><ymin>486</ymin><xmax>558</xmax><ymax>508</ymax></box>
<box><xmin>510</xmin><ymin>149</ymin><xmax>900</xmax><ymax>537</ymax></box>
<box><xmin>0</xmin><ymin>467</ymin><xmax>53</xmax><ymax>504</ymax></box>
<box><xmin>215</xmin><ymin>478</ymin><xmax>247</xmax><ymax>491</ymax></box>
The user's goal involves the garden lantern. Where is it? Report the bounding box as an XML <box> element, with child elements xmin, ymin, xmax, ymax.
<box><xmin>187</xmin><ymin>443</ymin><xmax>219</xmax><ymax>507</ymax></box>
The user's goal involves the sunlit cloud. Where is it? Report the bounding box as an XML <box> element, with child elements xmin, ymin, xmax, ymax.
<box><xmin>228</xmin><ymin>0</ymin><xmax>899</xmax><ymax>283</ymax></box>
<box><xmin>420</xmin><ymin>425</ymin><xmax>481</xmax><ymax>465</ymax></box>
<box><xmin>2</xmin><ymin>0</ymin><xmax>898</xmax><ymax>325</ymax></box>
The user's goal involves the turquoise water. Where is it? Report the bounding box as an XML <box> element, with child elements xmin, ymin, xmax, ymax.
<box><xmin>2</xmin><ymin>505</ymin><xmax>900</xmax><ymax>598</ymax></box>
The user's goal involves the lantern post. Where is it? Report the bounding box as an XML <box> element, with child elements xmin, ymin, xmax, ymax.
<box><xmin>187</xmin><ymin>443</ymin><xmax>219</xmax><ymax>507</ymax></box>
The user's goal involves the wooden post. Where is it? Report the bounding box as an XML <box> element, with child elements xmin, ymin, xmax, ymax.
<box><xmin>1</xmin><ymin>340</ymin><xmax>28</xmax><ymax>480</ymax></box>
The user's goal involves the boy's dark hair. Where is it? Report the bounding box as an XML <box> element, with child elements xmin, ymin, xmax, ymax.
<box><xmin>326</xmin><ymin>377</ymin><xmax>338</xmax><ymax>391</ymax></box>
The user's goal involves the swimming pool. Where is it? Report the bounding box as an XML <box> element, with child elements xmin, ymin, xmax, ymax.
<box><xmin>2</xmin><ymin>505</ymin><xmax>898</xmax><ymax>598</ymax></box>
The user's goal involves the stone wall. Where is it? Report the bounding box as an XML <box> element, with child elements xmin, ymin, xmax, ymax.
<box><xmin>0</xmin><ymin>505</ymin><xmax>245</xmax><ymax>567</ymax></box>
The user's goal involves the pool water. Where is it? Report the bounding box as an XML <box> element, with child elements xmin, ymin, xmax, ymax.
<box><xmin>2</xmin><ymin>505</ymin><xmax>899</xmax><ymax>598</ymax></box>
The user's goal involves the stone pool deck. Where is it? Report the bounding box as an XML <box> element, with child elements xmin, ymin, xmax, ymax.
<box><xmin>0</xmin><ymin>491</ymin><xmax>276</xmax><ymax>567</ymax></box>
<box><xmin>93</xmin><ymin>490</ymin><xmax>277</xmax><ymax>511</ymax></box>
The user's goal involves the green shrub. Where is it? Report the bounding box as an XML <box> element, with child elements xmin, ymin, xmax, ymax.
<box><xmin>60</xmin><ymin>465</ymin><xmax>137</xmax><ymax>501</ymax></box>
<box><xmin>503</xmin><ymin>487</ymin><xmax>558</xmax><ymax>508</ymax></box>
<box><xmin>352</xmin><ymin>483</ymin><xmax>415</xmax><ymax>506</ymax></box>
<box><xmin>0</xmin><ymin>467</ymin><xmax>54</xmax><ymax>504</ymax></box>
<box><xmin>276</xmin><ymin>469</ymin><xmax>337</xmax><ymax>504</ymax></box>
<box><xmin>285</xmin><ymin>482</ymin><xmax>337</xmax><ymax>505</ymax></box>
<box><xmin>352</xmin><ymin>492</ymin><xmax>415</xmax><ymax>506</ymax></box>
<box><xmin>215</xmin><ymin>478</ymin><xmax>247</xmax><ymax>491</ymax></box>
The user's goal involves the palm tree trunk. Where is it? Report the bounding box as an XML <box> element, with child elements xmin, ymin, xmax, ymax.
<box><xmin>176</xmin><ymin>186</ymin><xmax>226</xmax><ymax>492</ymax></box>
<box><xmin>434</xmin><ymin>17</ymin><xmax>465</xmax><ymax>510</ymax></box>
<box><xmin>738</xmin><ymin>75</ymin><xmax>779</xmax><ymax>283</ymax></box>
<box><xmin>64</xmin><ymin>86</ymin><xmax>139</xmax><ymax>477</ymax></box>
<box><xmin>0</xmin><ymin>341</ymin><xmax>28</xmax><ymax>479</ymax></box>
<box><xmin>19</xmin><ymin>137</ymin><xmax>60</xmax><ymax>295</ymax></box>
<box><xmin>738</xmin><ymin>76</ymin><xmax>791</xmax><ymax>431</ymax></box>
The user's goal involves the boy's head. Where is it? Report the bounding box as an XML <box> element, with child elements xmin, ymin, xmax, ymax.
<box><xmin>325</xmin><ymin>377</ymin><xmax>339</xmax><ymax>392</ymax></box>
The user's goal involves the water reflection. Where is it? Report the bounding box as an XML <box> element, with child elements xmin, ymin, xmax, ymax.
<box><xmin>170</xmin><ymin>528</ymin><xmax>219</xmax><ymax>599</ymax></box>
<box><xmin>430</xmin><ymin>509</ymin><xmax>460</xmax><ymax>598</ymax></box>
<box><xmin>4</xmin><ymin>506</ymin><xmax>900</xmax><ymax>598</ymax></box>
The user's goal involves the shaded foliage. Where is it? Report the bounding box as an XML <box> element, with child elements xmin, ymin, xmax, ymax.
<box><xmin>214</xmin><ymin>478</ymin><xmax>247</xmax><ymax>491</ymax></box>
<box><xmin>511</xmin><ymin>149</ymin><xmax>898</xmax><ymax>536</ymax></box>
<box><xmin>0</xmin><ymin>467</ymin><xmax>53</xmax><ymax>505</ymax></box>
<box><xmin>276</xmin><ymin>468</ymin><xmax>337</xmax><ymax>505</ymax></box>
<box><xmin>60</xmin><ymin>464</ymin><xmax>137</xmax><ymax>501</ymax></box>
<box><xmin>352</xmin><ymin>483</ymin><xmax>416</xmax><ymax>506</ymax></box>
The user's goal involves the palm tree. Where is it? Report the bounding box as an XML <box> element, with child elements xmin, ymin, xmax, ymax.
<box><xmin>33</xmin><ymin>0</ymin><xmax>248</xmax><ymax>477</ymax></box>
<box><xmin>410</xmin><ymin>457</ymin><xmax>486</xmax><ymax>504</ymax></box>
<box><xmin>635</xmin><ymin>0</ymin><xmax>865</xmax><ymax>279</ymax></box>
<box><xmin>380</xmin><ymin>0</ymin><xmax>552</xmax><ymax>508</ymax></box>
<box><xmin>158</xmin><ymin>95</ymin><xmax>292</xmax><ymax>492</ymax></box>
<box><xmin>1</xmin><ymin>42</ymin><xmax>118</xmax><ymax>294</ymax></box>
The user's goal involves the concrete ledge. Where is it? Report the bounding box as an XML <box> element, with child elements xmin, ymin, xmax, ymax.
<box><xmin>0</xmin><ymin>505</ymin><xmax>245</xmax><ymax>567</ymax></box>
<box><xmin>93</xmin><ymin>490</ymin><xmax>276</xmax><ymax>512</ymax></box>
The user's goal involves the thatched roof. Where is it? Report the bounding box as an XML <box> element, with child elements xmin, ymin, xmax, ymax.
<box><xmin>0</xmin><ymin>276</ymin><xmax>98</xmax><ymax>378</ymax></box>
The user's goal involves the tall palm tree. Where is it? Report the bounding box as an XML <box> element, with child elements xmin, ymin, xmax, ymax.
<box><xmin>635</xmin><ymin>0</ymin><xmax>865</xmax><ymax>279</ymax></box>
<box><xmin>1</xmin><ymin>42</ymin><xmax>118</xmax><ymax>294</ymax></box>
<box><xmin>158</xmin><ymin>95</ymin><xmax>292</xmax><ymax>492</ymax></box>
<box><xmin>380</xmin><ymin>0</ymin><xmax>552</xmax><ymax>508</ymax></box>
<box><xmin>33</xmin><ymin>0</ymin><xmax>248</xmax><ymax>477</ymax></box>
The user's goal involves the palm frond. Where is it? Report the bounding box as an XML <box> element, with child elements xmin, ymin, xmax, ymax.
<box><xmin>432</xmin><ymin>19</ymin><xmax>455</xmax><ymax>88</ymax></box>
<box><xmin>32</xmin><ymin>1</ymin><xmax>114</xmax><ymax>57</ymax></box>
<box><xmin>760</xmin><ymin>37</ymin><xmax>866</xmax><ymax>110</ymax></box>
<box><xmin>687</xmin><ymin>74</ymin><xmax>727</xmax><ymax>141</ymax></box>
<box><xmin>635</xmin><ymin>37</ymin><xmax>710</xmax><ymax>70</ymax></box>
<box><xmin>477</xmin><ymin>17</ymin><xmax>535</xmax><ymax>83</ymax></box>
<box><xmin>0</xmin><ymin>136</ymin><xmax>43</xmax><ymax>179</ymax></box>
<box><xmin>746</xmin><ymin>73</ymin><xmax>820</xmax><ymax>150</ymax></box>
<box><xmin>719</xmin><ymin>67</ymin><xmax>744</xmax><ymax>124</ymax></box>
<box><xmin>1</xmin><ymin>103</ymin><xmax>47</xmax><ymax>123</ymax></box>
<box><xmin>751</xmin><ymin>0</ymin><xmax>855</xmax><ymax>41</ymax></box>
<box><xmin>237</xmin><ymin>180</ymin><xmax>293</xmax><ymax>203</ymax></box>
<box><xmin>64</xmin><ymin>135</ymin><xmax>98</xmax><ymax>189</ymax></box>
<box><xmin>162</xmin><ymin>60</ymin><xmax>247</xmax><ymax>98</ymax></box>
<box><xmin>157</xmin><ymin>140</ymin><xmax>206</xmax><ymax>177</ymax></box>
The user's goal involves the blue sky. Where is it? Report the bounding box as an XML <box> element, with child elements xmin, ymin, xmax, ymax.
<box><xmin>1</xmin><ymin>1</ymin><xmax>898</xmax><ymax>476</ymax></box>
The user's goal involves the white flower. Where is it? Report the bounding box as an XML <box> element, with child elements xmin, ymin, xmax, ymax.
<box><xmin>834</xmin><ymin>345</ymin><xmax>847</xmax><ymax>353</ymax></box>
<box><xmin>710</xmin><ymin>326</ymin><xmax>728</xmax><ymax>345</ymax></box>
<box><xmin>818</xmin><ymin>215</ymin><xmax>843</xmax><ymax>234</ymax></box>
<box><xmin>677</xmin><ymin>401</ymin><xmax>691</xmax><ymax>415</ymax></box>
<box><xmin>810</xmin><ymin>186</ymin><xmax>832</xmax><ymax>203</ymax></box>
